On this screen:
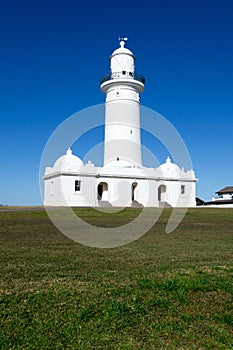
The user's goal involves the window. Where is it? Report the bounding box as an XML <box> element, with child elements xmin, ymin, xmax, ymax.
<box><xmin>75</xmin><ymin>180</ymin><xmax>81</xmax><ymax>192</ymax></box>
<box><xmin>50</xmin><ymin>181</ymin><xmax>54</xmax><ymax>196</ymax></box>
<box><xmin>181</xmin><ymin>185</ymin><xmax>185</xmax><ymax>195</ymax></box>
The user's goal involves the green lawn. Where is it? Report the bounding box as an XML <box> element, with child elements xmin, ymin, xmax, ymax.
<box><xmin>0</xmin><ymin>208</ymin><xmax>233</xmax><ymax>349</ymax></box>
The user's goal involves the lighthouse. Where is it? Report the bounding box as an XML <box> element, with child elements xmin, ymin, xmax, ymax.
<box><xmin>43</xmin><ymin>39</ymin><xmax>197</xmax><ymax>208</ymax></box>
<box><xmin>100</xmin><ymin>38</ymin><xmax>145</xmax><ymax>167</ymax></box>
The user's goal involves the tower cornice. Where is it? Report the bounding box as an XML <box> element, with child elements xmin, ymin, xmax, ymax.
<box><xmin>100</xmin><ymin>78</ymin><xmax>144</xmax><ymax>94</ymax></box>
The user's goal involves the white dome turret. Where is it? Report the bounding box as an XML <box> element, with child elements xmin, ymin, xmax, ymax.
<box><xmin>53</xmin><ymin>148</ymin><xmax>83</xmax><ymax>171</ymax></box>
<box><xmin>159</xmin><ymin>157</ymin><xmax>181</xmax><ymax>178</ymax></box>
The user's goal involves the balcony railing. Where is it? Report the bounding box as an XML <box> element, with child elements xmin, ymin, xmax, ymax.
<box><xmin>100</xmin><ymin>72</ymin><xmax>145</xmax><ymax>85</ymax></box>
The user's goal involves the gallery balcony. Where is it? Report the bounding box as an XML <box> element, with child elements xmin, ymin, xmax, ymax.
<box><xmin>100</xmin><ymin>72</ymin><xmax>145</xmax><ymax>85</ymax></box>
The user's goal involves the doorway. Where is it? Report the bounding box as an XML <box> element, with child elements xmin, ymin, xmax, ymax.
<box><xmin>97</xmin><ymin>182</ymin><xmax>108</xmax><ymax>201</ymax></box>
<box><xmin>158</xmin><ymin>185</ymin><xmax>166</xmax><ymax>202</ymax></box>
<box><xmin>132</xmin><ymin>182</ymin><xmax>138</xmax><ymax>201</ymax></box>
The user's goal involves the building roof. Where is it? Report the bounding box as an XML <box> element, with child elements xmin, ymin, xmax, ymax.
<box><xmin>216</xmin><ymin>186</ymin><xmax>233</xmax><ymax>194</ymax></box>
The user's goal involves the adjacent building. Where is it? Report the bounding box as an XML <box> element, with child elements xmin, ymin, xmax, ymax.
<box><xmin>204</xmin><ymin>186</ymin><xmax>233</xmax><ymax>206</ymax></box>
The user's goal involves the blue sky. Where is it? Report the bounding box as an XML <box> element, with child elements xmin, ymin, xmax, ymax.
<box><xmin>0</xmin><ymin>0</ymin><xmax>232</xmax><ymax>205</ymax></box>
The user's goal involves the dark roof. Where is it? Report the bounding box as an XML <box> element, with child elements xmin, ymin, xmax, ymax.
<box><xmin>216</xmin><ymin>186</ymin><xmax>233</xmax><ymax>194</ymax></box>
<box><xmin>205</xmin><ymin>199</ymin><xmax>233</xmax><ymax>205</ymax></box>
<box><xmin>196</xmin><ymin>197</ymin><xmax>205</xmax><ymax>206</ymax></box>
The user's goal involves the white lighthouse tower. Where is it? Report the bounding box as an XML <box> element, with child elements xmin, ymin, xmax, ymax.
<box><xmin>100</xmin><ymin>38</ymin><xmax>145</xmax><ymax>167</ymax></box>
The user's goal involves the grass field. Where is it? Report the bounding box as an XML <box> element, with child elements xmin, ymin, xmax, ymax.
<box><xmin>0</xmin><ymin>208</ymin><xmax>233</xmax><ymax>349</ymax></box>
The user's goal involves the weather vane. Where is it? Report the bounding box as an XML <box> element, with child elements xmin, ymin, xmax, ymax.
<box><xmin>118</xmin><ymin>36</ymin><xmax>128</xmax><ymax>42</ymax></box>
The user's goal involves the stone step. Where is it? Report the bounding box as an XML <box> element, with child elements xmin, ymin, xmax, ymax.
<box><xmin>159</xmin><ymin>201</ymin><xmax>172</xmax><ymax>208</ymax></box>
<box><xmin>98</xmin><ymin>201</ymin><xmax>113</xmax><ymax>208</ymax></box>
<box><xmin>131</xmin><ymin>200</ymin><xmax>144</xmax><ymax>208</ymax></box>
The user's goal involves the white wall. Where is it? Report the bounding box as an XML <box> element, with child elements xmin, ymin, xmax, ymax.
<box><xmin>44</xmin><ymin>172</ymin><xmax>196</xmax><ymax>208</ymax></box>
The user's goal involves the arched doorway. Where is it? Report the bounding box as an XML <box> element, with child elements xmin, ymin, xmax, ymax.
<box><xmin>158</xmin><ymin>185</ymin><xmax>166</xmax><ymax>202</ymax></box>
<box><xmin>132</xmin><ymin>182</ymin><xmax>138</xmax><ymax>201</ymax></box>
<box><xmin>97</xmin><ymin>182</ymin><xmax>108</xmax><ymax>201</ymax></box>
